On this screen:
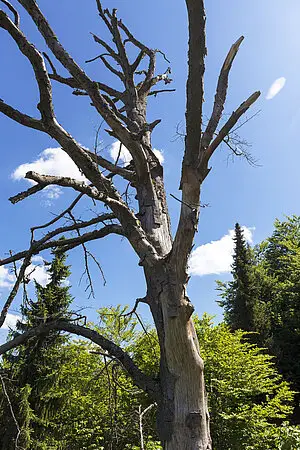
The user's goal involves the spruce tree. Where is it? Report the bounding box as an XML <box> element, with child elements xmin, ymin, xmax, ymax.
<box><xmin>219</xmin><ymin>217</ymin><xmax>300</xmax><ymax>422</ymax></box>
<box><xmin>1</xmin><ymin>247</ymin><xmax>72</xmax><ymax>449</ymax></box>
<box><xmin>218</xmin><ymin>223</ymin><xmax>256</xmax><ymax>332</ymax></box>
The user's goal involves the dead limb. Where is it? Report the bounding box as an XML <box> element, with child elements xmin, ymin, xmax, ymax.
<box><xmin>0</xmin><ymin>320</ymin><xmax>160</xmax><ymax>402</ymax></box>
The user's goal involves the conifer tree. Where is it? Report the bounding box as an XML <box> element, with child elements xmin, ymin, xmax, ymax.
<box><xmin>218</xmin><ymin>223</ymin><xmax>256</xmax><ymax>332</ymax></box>
<box><xmin>256</xmin><ymin>216</ymin><xmax>300</xmax><ymax>422</ymax></box>
<box><xmin>219</xmin><ymin>217</ymin><xmax>300</xmax><ymax>422</ymax></box>
<box><xmin>1</xmin><ymin>248</ymin><xmax>72</xmax><ymax>449</ymax></box>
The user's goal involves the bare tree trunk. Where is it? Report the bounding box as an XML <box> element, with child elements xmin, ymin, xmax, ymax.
<box><xmin>0</xmin><ymin>1</ymin><xmax>260</xmax><ymax>449</ymax></box>
<box><xmin>147</xmin><ymin>265</ymin><xmax>212</xmax><ymax>449</ymax></box>
<box><xmin>161</xmin><ymin>314</ymin><xmax>211</xmax><ymax>449</ymax></box>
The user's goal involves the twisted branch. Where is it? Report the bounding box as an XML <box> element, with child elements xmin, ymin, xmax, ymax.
<box><xmin>0</xmin><ymin>320</ymin><xmax>160</xmax><ymax>401</ymax></box>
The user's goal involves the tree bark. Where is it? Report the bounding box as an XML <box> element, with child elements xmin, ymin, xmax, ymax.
<box><xmin>161</xmin><ymin>314</ymin><xmax>211</xmax><ymax>449</ymax></box>
<box><xmin>147</xmin><ymin>264</ymin><xmax>212</xmax><ymax>449</ymax></box>
<box><xmin>0</xmin><ymin>2</ymin><xmax>260</xmax><ymax>449</ymax></box>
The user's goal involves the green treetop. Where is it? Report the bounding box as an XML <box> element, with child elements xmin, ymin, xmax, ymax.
<box><xmin>0</xmin><ymin>247</ymin><xmax>73</xmax><ymax>449</ymax></box>
<box><xmin>218</xmin><ymin>223</ymin><xmax>257</xmax><ymax>332</ymax></box>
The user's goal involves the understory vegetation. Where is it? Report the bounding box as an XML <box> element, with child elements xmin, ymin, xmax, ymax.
<box><xmin>1</xmin><ymin>217</ymin><xmax>300</xmax><ymax>449</ymax></box>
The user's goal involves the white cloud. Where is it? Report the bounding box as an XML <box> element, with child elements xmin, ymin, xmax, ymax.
<box><xmin>12</xmin><ymin>148</ymin><xmax>87</xmax><ymax>199</ymax></box>
<box><xmin>109</xmin><ymin>140</ymin><xmax>164</xmax><ymax>165</ymax></box>
<box><xmin>188</xmin><ymin>226</ymin><xmax>254</xmax><ymax>277</ymax></box>
<box><xmin>2</xmin><ymin>313</ymin><xmax>21</xmax><ymax>330</ymax></box>
<box><xmin>109</xmin><ymin>141</ymin><xmax>131</xmax><ymax>164</ymax></box>
<box><xmin>26</xmin><ymin>256</ymin><xmax>51</xmax><ymax>287</ymax></box>
<box><xmin>0</xmin><ymin>267</ymin><xmax>14</xmax><ymax>288</ymax></box>
<box><xmin>266</xmin><ymin>77</ymin><xmax>286</xmax><ymax>100</ymax></box>
<box><xmin>153</xmin><ymin>149</ymin><xmax>164</xmax><ymax>164</ymax></box>
<box><xmin>43</xmin><ymin>186</ymin><xmax>62</xmax><ymax>200</ymax></box>
<box><xmin>0</xmin><ymin>257</ymin><xmax>50</xmax><ymax>292</ymax></box>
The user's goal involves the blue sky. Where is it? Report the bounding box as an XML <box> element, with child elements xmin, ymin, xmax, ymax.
<box><xmin>0</xmin><ymin>0</ymin><xmax>299</xmax><ymax>341</ymax></box>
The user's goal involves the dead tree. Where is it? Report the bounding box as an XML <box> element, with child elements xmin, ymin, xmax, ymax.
<box><xmin>0</xmin><ymin>1</ymin><xmax>260</xmax><ymax>448</ymax></box>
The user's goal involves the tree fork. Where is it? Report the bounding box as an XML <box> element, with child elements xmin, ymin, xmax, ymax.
<box><xmin>0</xmin><ymin>0</ymin><xmax>260</xmax><ymax>448</ymax></box>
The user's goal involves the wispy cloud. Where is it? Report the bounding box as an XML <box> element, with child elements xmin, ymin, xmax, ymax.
<box><xmin>266</xmin><ymin>77</ymin><xmax>286</xmax><ymax>100</ymax></box>
<box><xmin>109</xmin><ymin>140</ymin><xmax>164</xmax><ymax>164</ymax></box>
<box><xmin>188</xmin><ymin>226</ymin><xmax>254</xmax><ymax>277</ymax></box>
<box><xmin>12</xmin><ymin>148</ymin><xmax>87</xmax><ymax>200</ymax></box>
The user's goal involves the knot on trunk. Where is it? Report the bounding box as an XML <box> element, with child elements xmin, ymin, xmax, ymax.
<box><xmin>186</xmin><ymin>410</ymin><xmax>202</xmax><ymax>438</ymax></box>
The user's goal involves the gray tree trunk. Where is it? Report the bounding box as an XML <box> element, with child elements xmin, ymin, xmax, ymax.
<box><xmin>0</xmin><ymin>1</ymin><xmax>259</xmax><ymax>449</ymax></box>
<box><xmin>143</xmin><ymin>221</ymin><xmax>212</xmax><ymax>449</ymax></box>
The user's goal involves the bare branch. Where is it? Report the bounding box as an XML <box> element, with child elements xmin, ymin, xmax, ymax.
<box><xmin>0</xmin><ymin>374</ymin><xmax>21</xmax><ymax>449</ymax></box>
<box><xmin>149</xmin><ymin>88</ymin><xmax>176</xmax><ymax>97</ymax></box>
<box><xmin>0</xmin><ymin>99</ymin><xmax>44</xmax><ymax>131</ymax></box>
<box><xmin>200</xmin><ymin>36</ymin><xmax>244</xmax><ymax>151</ymax></box>
<box><xmin>139</xmin><ymin>50</ymin><xmax>156</xmax><ymax>94</ymax></box>
<box><xmin>109</xmin><ymin>11</ymin><xmax>132</xmax><ymax>82</ymax></box>
<box><xmin>148</xmin><ymin>67</ymin><xmax>172</xmax><ymax>90</ymax></box>
<box><xmin>171</xmin><ymin>2</ymin><xmax>207</xmax><ymax>287</ymax></box>
<box><xmin>30</xmin><ymin>192</ymin><xmax>84</xmax><ymax>238</ymax></box>
<box><xmin>24</xmin><ymin>173</ymin><xmax>160</xmax><ymax>266</ymax></box>
<box><xmin>86</xmin><ymin>249</ymin><xmax>107</xmax><ymax>286</ymax></box>
<box><xmin>223</xmin><ymin>135</ymin><xmax>259</xmax><ymax>167</ymax></box>
<box><xmin>121</xmin><ymin>297</ymin><xmax>148</xmax><ymax>318</ymax></box>
<box><xmin>0</xmin><ymin>254</ymin><xmax>31</xmax><ymax>328</ymax></box>
<box><xmin>205</xmin><ymin>91</ymin><xmax>261</xmax><ymax>162</ymax></box>
<box><xmin>116</xmin><ymin>16</ymin><xmax>151</xmax><ymax>55</ymax></box>
<box><xmin>0</xmin><ymin>10</ymin><xmax>54</xmax><ymax>124</ymax></box>
<box><xmin>131</xmin><ymin>50</ymin><xmax>146</xmax><ymax>73</ymax></box>
<box><xmin>0</xmin><ymin>224</ymin><xmax>123</xmax><ymax>268</ymax></box>
<box><xmin>91</xmin><ymin>32</ymin><xmax>120</xmax><ymax>62</ymax></box>
<box><xmin>0</xmin><ymin>0</ymin><xmax>19</xmax><ymax>27</ymax></box>
<box><xmin>9</xmin><ymin>174</ymin><xmax>102</xmax><ymax>206</ymax></box>
<box><xmin>183</xmin><ymin>0</ymin><xmax>206</xmax><ymax>168</ymax></box>
<box><xmin>17</xmin><ymin>0</ymin><xmax>149</xmax><ymax>177</ymax></box>
<box><xmin>68</xmin><ymin>210</ymin><xmax>106</xmax><ymax>297</ymax></box>
<box><xmin>99</xmin><ymin>54</ymin><xmax>125</xmax><ymax>81</ymax></box>
<box><xmin>9</xmin><ymin>182</ymin><xmax>47</xmax><ymax>204</ymax></box>
<box><xmin>138</xmin><ymin>403</ymin><xmax>156</xmax><ymax>450</ymax></box>
<box><xmin>82</xmin><ymin>147</ymin><xmax>135</xmax><ymax>182</ymax></box>
<box><xmin>0</xmin><ymin>320</ymin><xmax>160</xmax><ymax>401</ymax></box>
<box><xmin>23</xmin><ymin>171</ymin><xmax>106</xmax><ymax>200</ymax></box>
<box><xmin>47</xmin><ymin>71</ymin><xmax>123</xmax><ymax>99</ymax></box>
<box><xmin>42</xmin><ymin>51</ymin><xmax>57</xmax><ymax>74</ymax></box>
<box><xmin>95</xmin><ymin>0</ymin><xmax>113</xmax><ymax>33</ymax></box>
<box><xmin>85</xmin><ymin>53</ymin><xmax>104</xmax><ymax>64</ymax></box>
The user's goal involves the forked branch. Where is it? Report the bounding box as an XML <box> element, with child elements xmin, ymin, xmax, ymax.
<box><xmin>173</xmin><ymin>1</ymin><xmax>260</xmax><ymax>287</ymax></box>
<box><xmin>204</xmin><ymin>91</ymin><xmax>261</xmax><ymax>163</ymax></box>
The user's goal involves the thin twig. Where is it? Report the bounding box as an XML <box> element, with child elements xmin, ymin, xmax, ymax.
<box><xmin>170</xmin><ymin>193</ymin><xmax>197</xmax><ymax>210</ymax></box>
<box><xmin>138</xmin><ymin>403</ymin><xmax>156</xmax><ymax>450</ymax></box>
<box><xmin>42</xmin><ymin>51</ymin><xmax>57</xmax><ymax>75</ymax></box>
<box><xmin>30</xmin><ymin>193</ymin><xmax>84</xmax><ymax>243</ymax></box>
<box><xmin>0</xmin><ymin>374</ymin><xmax>21</xmax><ymax>450</ymax></box>
<box><xmin>0</xmin><ymin>0</ymin><xmax>20</xmax><ymax>27</ymax></box>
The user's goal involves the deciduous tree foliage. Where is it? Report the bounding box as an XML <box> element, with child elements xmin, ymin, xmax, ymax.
<box><xmin>3</xmin><ymin>307</ymin><xmax>299</xmax><ymax>449</ymax></box>
<box><xmin>195</xmin><ymin>315</ymin><xmax>297</xmax><ymax>450</ymax></box>
<box><xmin>0</xmin><ymin>1</ymin><xmax>260</xmax><ymax>447</ymax></box>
